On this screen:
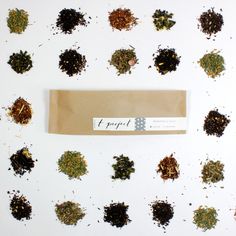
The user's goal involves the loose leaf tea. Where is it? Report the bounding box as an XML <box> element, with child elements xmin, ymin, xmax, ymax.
<box><xmin>198</xmin><ymin>8</ymin><xmax>223</xmax><ymax>38</ymax></box>
<box><xmin>193</xmin><ymin>206</ymin><xmax>218</xmax><ymax>230</ymax></box>
<box><xmin>59</xmin><ymin>49</ymin><xmax>86</xmax><ymax>77</ymax></box>
<box><xmin>201</xmin><ymin>160</ymin><xmax>224</xmax><ymax>184</ymax></box>
<box><xmin>10</xmin><ymin>147</ymin><xmax>35</xmax><ymax>176</ymax></box>
<box><xmin>8</xmin><ymin>50</ymin><xmax>33</xmax><ymax>74</ymax></box>
<box><xmin>150</xmin><ymin>199</ymin><xmax>174</xmax><ymax>229</ymax></box>
<box><xmin>9</xmin><ymin>192</ymin><xmax>32</xmax><ymax>221</ymax></box>
<box><xmin>58</xmin><ymin>151</ymin><xmax>88</xmax><ymax>179</ymax></box>
<box><xmin>203</xmin><ymin>109</ymin><xmax>230</xmax><ymax>137</ymax></box>
<box><xmin>56</xmin><ymin>8</ymin><xmax>88</xmax><ymax>34</ymax></box>
<box><xmin>157</xmin><ymin>154</ymin><xmax>180</xmax><ymax>180</ymax></box>
<box><xmin>112</xmin><ymin>154</ymin><xmax>135</xmax><ymax>180</ymax></box>
<box><xmin>152</xmin><ymin>9</ymin><xmax>176</xmax><ymax>31</ymax></box>
<box><xmin>8</xmin><ymin>97</ymin><xmax>32</xmax><ymax>125</ymax></box>
<box><xmin>55</xmin><ymin>201</ymin><xmax>85</xmax><ymax>225</ymax></box>
<box><xmin>108</xmin><ymin>8</ymin><xmax>137</xmax><ymax>31</ymax></box>
<box><xmin>104</xmin><ymin>202</ymin><xmax>131</xmax><ymax>227</ymax></box>
<box><xmin>199</xmin><ymin>50</ymin><xmax>225</xmax><ymax>78</ymax></box>
<box><xmin>7</xmin><ymin>9</ymin><xmax>29</xmax><ymax>34</ymax></box>
<box><xmin>109</xmin><ymin>48</ymin><xmax>137</xmax><ymax>75</ymax></box>
<box><xmin>153</xmin><ymin>48</ymin><xmax>180</xmax><ymax>75</ymax></box>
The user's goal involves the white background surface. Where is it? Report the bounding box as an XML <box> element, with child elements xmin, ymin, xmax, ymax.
<box><xmin>0</xmin><ymin>0</ymin><xmax>236</xmax><ymax>235</ymax></box>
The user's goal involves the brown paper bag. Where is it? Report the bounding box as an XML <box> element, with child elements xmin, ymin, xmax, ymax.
<box><xmin>48</xmin><ymin>90</ymin><xmax>187</xmax><ymax>135</ymax></box>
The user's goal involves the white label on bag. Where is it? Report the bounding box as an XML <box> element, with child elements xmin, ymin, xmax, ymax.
<box><xmin>93</xmin><ymin>117</ymin><xmax>187</xmax><ymax>131</ymax></box>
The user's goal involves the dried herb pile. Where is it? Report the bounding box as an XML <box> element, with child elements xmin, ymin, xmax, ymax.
<box><xmin>112</xmin><ymin>154</ymin><xmax>135</xmax><ymax>180</ymax></box>
<box><xmin>59</xmin><ymin>49</ymin><xmax>86</xmax><ymax>77</ymax></box>
<box><xmin>104</xmin><ymin>202</ymin><xmax>131</xmax><ymax>227</ymax></box>
<box><xmin>58</xmin><ymin>151</ymin><xmax>88</xmax><ymax>179</ymax></box>
<box><xmin>152</xmin><ymin>9</ymin><xmax>175</xmax><ymax>31</ymax></box>
<box><xmin>9</xmin><ymin>191</ymin><xmax>32</xmax><ymax>221</ymax></box>
<box><xmin>198</xmin><ymin>8</ymin><xmax>223</xmax><ymax>38</ymax></box>
<box><xmin>108</xmin><ymin>8</ymin><xmax>137</xmax><ymax>31</ymax></box>
<box><xmin>10</xmin><ymin>147</ymin><xmax>35</xmax><ymax>176</ymax></box>
<box><xmin>157</xmin><ymin>154</ymin><xmax>180</xmax><ymax>180</ymax></box>
<box><xmin>193</xmin><ymin>206</ymin><xmax>218</xmax><ymax>230</ymax></box>
<box><xmin>8</xmin><ymin>97</ymin><xmax>32</xmax><ymax>125</ymax></box>
<box><xmin>56</xmin><ymin>8</ymin><xmax>88</xmax><ymax>34</ymax></box>
<box><xmin>150</xmin><ymin>199</ymin><xmax>174</xmax><ymax>229</ymax></box>
<box><xmin>203</xmin><ymin>109</ymin><xmax>230</xmax><ymax>137</ymax></box>
<box><xmin>7</xmin><ymin>9</ymin><xmax>29</xmax><ymax>34</ymax></box>
<box><xmin>8</xmin><ymin>50</ymin><xmax>33</xmax><ymax>74</ymax></box>
<box><xmin>199</xmin><ymin>50</ymin><xmax>225</xmax><ymax>78</ymax></box>
<box><xmin>153</xmin><ymin>48</ymin><xmax>180</xmax><ymax>75</ymax></box>
<box><xmin>55</xmin><ymin>201</ymin><xmax>85</xmax><ymax>225</ymax></box>
<box><xmin>201</xmin><ymin>160</ymin><xmax>224</xmax><ymax>184</ymax></box>
<box><xmin>110</xmin><ymin>48</ymin><xmax>137</xmax><ymax>75</ymax></box>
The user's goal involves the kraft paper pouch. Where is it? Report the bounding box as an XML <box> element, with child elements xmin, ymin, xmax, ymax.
<box><xmin>48</xmin><ymin>90</ymin><xmax>187</xmax><ymax>135</ymax></box>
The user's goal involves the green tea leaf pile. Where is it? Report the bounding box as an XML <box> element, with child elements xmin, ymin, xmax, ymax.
<box><xmin>109</xmin><ymin>48</ymin><xmax>137</xmax><ymax>75</ymax></box>
<box><xmin>8</xmin><ymin>50</ymin><xmax>33</xmax><ymax>74</ymax></box>
<box><xmin>55</xmin><ymin>201</ymin><xmax>85</xmax><ymax>225</ymax></box>
<box><xmin>7</xmin><ymin>8</ymin><xmax>29</xmax><ymax>34</ymax></box>
<box><xmin>199</xmin><ymin>50</ymin><xmax>225</xmax><ymax>78</ymax></box>
<box><xmin>193</xmin><ymin>206</ymin><xmax>218</xmax><ymax>231</ymax></box>
<box><xmin>112</xmin><ymin>154</ymin><xmax>135</xmax><ymax>180</ymax></box>
<box><xmin>201</xmin><ymin>160</ymin><xmax>224</xmax><ymax>184</ymax></box>
<box><xmin>152</xmin><ymin>9</ymin><xmax>175</xmax><ymax>31</ymax></box>
<box><xmin>58</xmin><ymin>151</ymin><xmax>88</xmax><ymax>179</ymax></box>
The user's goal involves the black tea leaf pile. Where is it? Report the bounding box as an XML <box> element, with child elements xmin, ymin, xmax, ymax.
<box><xmin>104</xmin><ymin>202</ymin><xmax>131</xmax><ymax>228</ymax></box>
<box><xmin>9</xmin><ymin>191</ymin><xmax>32</xmax><ymax>221</ymax></box>
<box><xmin>153</xmin><ymin>48</ymin><xmax>180</xmax><ymax>75</ymax></box>
<box><xmin>59</xmin><ymin>49</ymin><xmax>87</xmax><ymax>77</ymax></box>
<box><xmin>56</xmin><ymin>8</ymin><xmax>89</xmax><ymax>34</ymax></box>
<box><xmin>10</xmin><ymin>147</ymin><xmax>36</xmax><ymax>176</ymax></box>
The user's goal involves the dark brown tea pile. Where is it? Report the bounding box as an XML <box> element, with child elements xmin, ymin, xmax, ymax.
<box><xmin>198</xmin><ymin>8</ymin><xmax>223</xmax><ymax>38</ymax></box>
<box><xmin>9</xmin><ymin>191</ymin><xmax>32</xmax><ymax>221</ymax></box>
<box><xmin>203</xmin><ymin>109</ymin><xmax>230</xmax><ymax>137</ymax></box>
<box><xmin>59</xmin><ymin>49</ymin><xmax>86</xmax><ymax>77</ymax></box>
<box><xmin>150</xmin><ymin>199</ymin><xmax>174</xmax><ymax>229</ymax></box>
<box><xmin>157</xmin><ymin>154</ymin><xmax>180</xmax><ymax>180</ymax></box>
<box><xmin>8</xmin><ymin>50</ymin><xmax>32</xmax><ymax>74</ymax></box>
<box><xmin>10</xmin><ymin>147</ymin><xmax>35</xmax><ymax>176</ymax></box>
<box><xmin>112</xmin><ymin>154</ymin><xmax>135</xmax><ymax>180</ymax></box>
<box><xmin>153</xmin><ymin>48</ymin><xmax>180</xmax><ymax>75</ymax></box>
<box><xmin>104</xmin><ymin>202</ymin><xmax>131</xmax><ymax>227</ymax></box>
<box><xmin>56</xmin><ymin>8</ymin><xmax>88</xmax><ymax>34</ymax></box>
<box><xmin>8</xmin><ymin>97</ymin><xmax>32</xmax><ymax>125</ymax></box>
<box><xmin>108</xmin><ymin>8</ymin><xmax>137</xmax><ymax>31</ymax></box>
